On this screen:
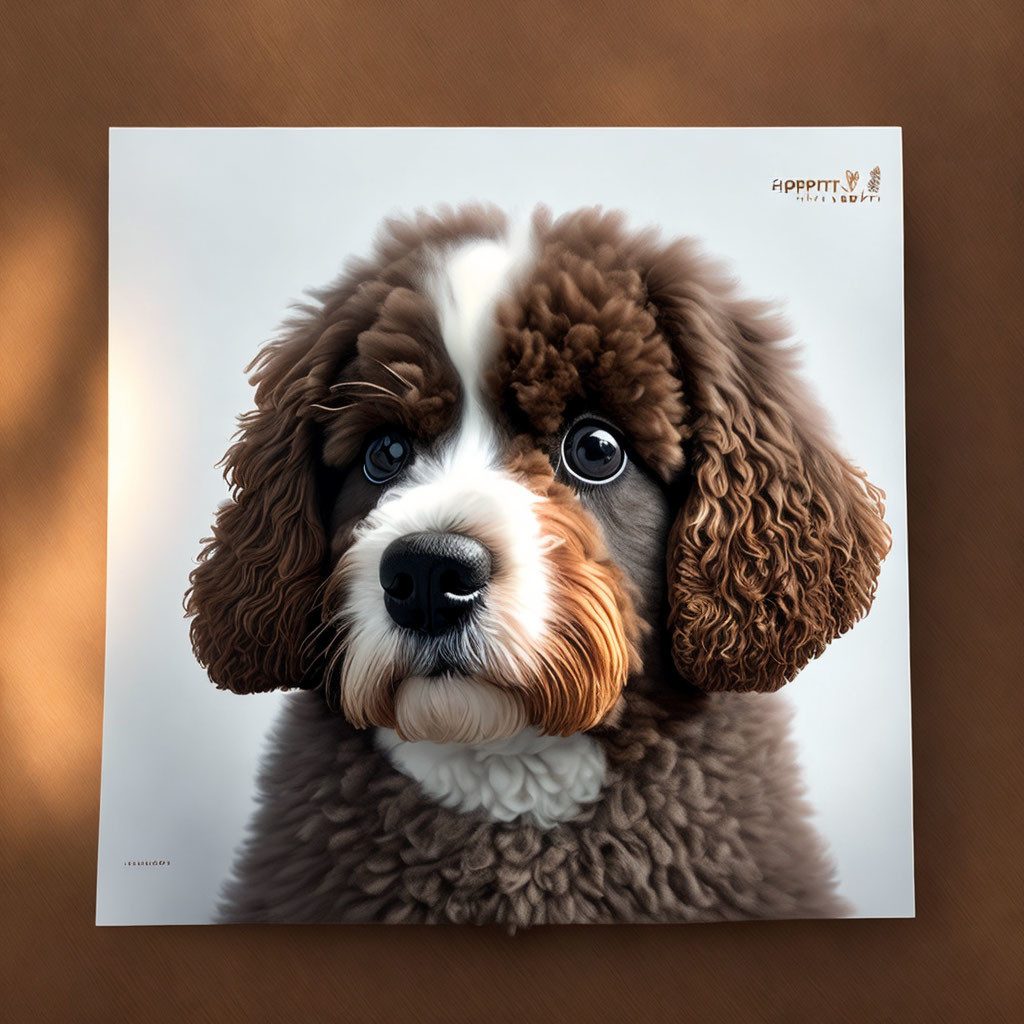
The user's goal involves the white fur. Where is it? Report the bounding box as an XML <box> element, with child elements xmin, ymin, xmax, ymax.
<box><xmin>433</xmin><ymin>239</ymin><xmax>518</xmax><ymax>401</ymax></box>
<box><xmin>375</xmin><ymin>726</ymin><xmax>607</xmax><ymax>829</ymax></box>
<box><xmin>428</xmin><ymin>229</ymin><xmax>535</xmax><ymax>473</ymax></box>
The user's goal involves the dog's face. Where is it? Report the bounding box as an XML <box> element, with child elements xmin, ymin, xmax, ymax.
<box><xmin>187</xmin><ymin>206</ymin><xmax>891</xmax><ymax>745</ymax></box>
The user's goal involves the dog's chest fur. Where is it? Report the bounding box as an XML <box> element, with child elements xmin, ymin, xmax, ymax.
<box><xmin>374</xmin><ymin>726</ymin><xmax>607</xmax><ymax>830</ymax></box>
<box><xmin>220</xmin><ymin>688</ymin><xmax>846</xmax><ymax>926</ymax></box>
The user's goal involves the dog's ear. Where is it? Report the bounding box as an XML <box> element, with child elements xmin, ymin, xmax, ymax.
<box><xmin>649</xmin><ymin>246</ymin><xmax>892</xmax><ymax>693</ymax></box>
<box><xmin>186</xmin><ymin>325</ymin><xmax>329</xmax><ymax>694</ymax></box>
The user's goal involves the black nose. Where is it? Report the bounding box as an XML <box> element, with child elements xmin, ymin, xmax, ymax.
<box><xmin>379</xmin><ymin>532</ymin><xmax>492</xmax><ymax>636</ymax></box>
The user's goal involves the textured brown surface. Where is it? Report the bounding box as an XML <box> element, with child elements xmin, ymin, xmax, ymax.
<box><xmin>1</xmin><ymin>1</ymin><xmax>1021</xmax><ymax>1021</ymax></box>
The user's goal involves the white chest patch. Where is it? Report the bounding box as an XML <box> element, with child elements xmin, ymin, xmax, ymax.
<box><xmin>374</xmin><ymin>727</ymin><xmax>607</xmax><ymax>830</ymax></box>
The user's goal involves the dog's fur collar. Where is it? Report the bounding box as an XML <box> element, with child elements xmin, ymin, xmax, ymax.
<box><xmin>374</xmin><ymin>725</ymin><xmax>607</xmax><ymax>830</ymax></box>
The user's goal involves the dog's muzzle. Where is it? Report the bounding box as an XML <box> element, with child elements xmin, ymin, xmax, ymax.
<box><xmin>379</xmin><ymin>531</ymin><xmax>492</xmax><ymax>636</ymax></box>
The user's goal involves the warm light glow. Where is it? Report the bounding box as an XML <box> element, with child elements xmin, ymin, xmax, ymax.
<box><xmin>0</xmin><ymin>202</ymin><xmax>105</xmax><ymax>827</ymax></box>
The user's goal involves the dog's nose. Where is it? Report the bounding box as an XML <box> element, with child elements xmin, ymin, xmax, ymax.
<box><xmin>379</xmin><ymin>532</ymin><xmax>492</xmax><ymax>636</ymax></box>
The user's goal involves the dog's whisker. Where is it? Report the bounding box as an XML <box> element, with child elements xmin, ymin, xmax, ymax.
<box><xmin>329</xmin><ymin>380</ymin><xmax>402</xmax><ymax>399</ymax></box>
<box><xmin>310</xmin><ymin>403</ymin><xmax>352</xmax><ymax>413</ymax></box>
<box><xmin>315</xmin><ymin>391</ymin><xmax>405</xmax><ymax>413</ymax></box>
<box><xmin>367</xmin><ymin>357</ymin><xmax>415</xmax><ymax>391</ymax></box>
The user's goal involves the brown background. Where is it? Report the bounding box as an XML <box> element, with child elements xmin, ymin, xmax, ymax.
<box><xmin>2</xmin><ymin>1</ymin><xmax>1021</xmax><ymax>1021</ymax></box>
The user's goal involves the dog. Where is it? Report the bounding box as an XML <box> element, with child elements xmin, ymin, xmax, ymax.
<box><xmin>186</xmin><ymin>205</ymin><xmax>891</xmax><ymax>926</ymax></box>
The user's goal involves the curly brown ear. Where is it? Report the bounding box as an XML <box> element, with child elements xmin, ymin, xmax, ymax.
<box><xmin>185</xmin><ymin>331</ymin><xmax>327</xmax><ymax>694</ymax></box>
<box><xmin>651</xmin><ymin>247</ymin><xmax>892</xmax><ymax>692</ymax></box>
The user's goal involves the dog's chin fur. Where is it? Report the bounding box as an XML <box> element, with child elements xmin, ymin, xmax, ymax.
<box><xmin>392</xmin><ymin>674</ymin><xmax>528</xmax><ymax>744</ymax></box>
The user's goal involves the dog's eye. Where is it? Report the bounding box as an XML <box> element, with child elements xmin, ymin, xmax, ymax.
<box><xmin>363</xmin><ymin>431</ymin><xmax>412</xmax><ymax>484</ymax></box>
<box><xmin>561</xmin><ymin>420</ymin><xmax>627</xmax><ymax>485</ymax></box>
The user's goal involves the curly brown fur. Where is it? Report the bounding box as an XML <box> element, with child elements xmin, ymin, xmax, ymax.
<box><xmin>490</xmin><ymin>209</ymin><xmax>690</xmax><ymax>479</ymax></box>
<box><xmin>646</xmin><ymin>241</ymin><xmax>892</xmax><ymax>692</ymax></box>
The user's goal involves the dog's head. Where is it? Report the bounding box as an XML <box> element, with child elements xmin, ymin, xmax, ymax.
<box><xmin>187</xmin><ymin>206</ymin><xmax>891</xmax><ymax>744</ymax></box>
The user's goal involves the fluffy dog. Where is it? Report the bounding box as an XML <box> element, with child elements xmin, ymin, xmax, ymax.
<box><xmin>187</xmin><ymin>205</ymin><xmax>890</xmax><ymax>926</ymax></box>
